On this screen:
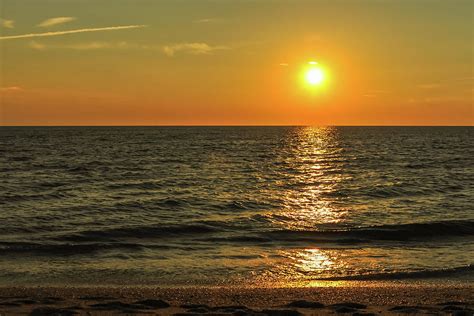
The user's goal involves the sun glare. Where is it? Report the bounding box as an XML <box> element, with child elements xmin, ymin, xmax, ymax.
<box><xmin>302</xmin><ymin>61</ymin><xmax>326</xmax><ymax>87</ymax></box>
<box><xmin>306</xmin><ymin>68</ymin><xmax>324</xmax><ymax>85</ymax></box>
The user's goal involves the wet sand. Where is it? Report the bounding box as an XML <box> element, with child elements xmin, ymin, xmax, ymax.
<box><xmin>0</xmin><ymin>283</ymin><xmax>473</xmax><ymax>315</ymax></box>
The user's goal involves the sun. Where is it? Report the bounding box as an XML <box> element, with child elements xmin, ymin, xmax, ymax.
<box><xmin>297</xmin><ymin>60</ymin><xmax>329</xmax><ymax>91</ymax></box>
<box><xmin>302</xmin><ymin>61</ymin><xmax>326</xmax><ymax>87</ymax></box>
<box><xmin>306</xmin><ymin>68</ymin><xmax>324</xmax><ymax>85</ymax></box>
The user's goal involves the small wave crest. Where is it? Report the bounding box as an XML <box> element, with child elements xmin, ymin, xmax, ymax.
<box><xmin>261</xmin><ymin>220</ymin><xmax>474</xmax><ymax>242</ymax></box>
<box><xmin>50</xmin><ymin>220</ymin><xmax>474</xmax><ymax>244</ymax></box>
<box><xmin>57</xmin><ymin>223</ymin><xmax>222</xmax><ymax>242</ymax></box>
<box><xmin>319</xmin><ymin>264</ymin><xmax>474</xmax><ymax>280</ymax></box>
<box><xmin>0</xmin><ymin>241</ymin><xmax>146</xmax><ymax>256</ymax></box>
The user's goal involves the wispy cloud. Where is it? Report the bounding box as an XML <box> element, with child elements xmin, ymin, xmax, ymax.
<box><xmin>407</xmin><ymin>96</ymin><xmax>469</xmax><ymax>104</ymax></box>
<box><xmin>1</xmin><ymin>18</ymin><xmax>14</xmax><ymax>28</ymax></box>
<box><xmin>29</xmin><ymin>41</ymin><xmax>46</xmax><ymax>50</ymax></box>
<box><xmin>362</xmin><ymin>90</ymin><xmax>390</xmax><ymax>98</ymax></box>
<box><xmin>62</xmin><ymin>41</ymin><xmax>117</xmax><ymax>50</ymax></box>
<box><xmin>0</xmin><ymin>86</ymin><xmax>23</xmax><ymax>92</ymax></box>
<box><xmin>0</xmin><ymin>25</ymin><xmax>147</xmax><ymax>40</ymax></box>
<box><xmin>27</xmin><ymin>40</ymin><xmax>230</xmax><ymax>57</ymax></box>
<box><xmin>418</xmin><ymin>83</ymin><xmax>441</xmax><ymax>89</ymax></box>
<box><xmin>194</xmin><ymin>18</ymin><xmax>214</xmax><ymax>23</ymax></box>
<box><xmin>453</xmin><ymin>76</ymin><xmax>474</xmax><ymax>82</ymax></box>
<box><xmin>369</xmin><ymin>90</ymin><xmax>390</xmax><ymax>94</ymax></box>
<box><xmin>193</xmin><ymin>18</ymin><xmax>224</xmax><ymax>24</ymax></box>
<box><xmin>162</xmin><ymin>42</ymin><xmax>229</xmax><ymax>56</ymax></box>
<box><xmin>37</xmin><ymin>16</ymin><xmax>76</xmax><ymax>28</ymax></box>
<box><xmin>417</xmin><ymin>77</ymin><xmax>474</xmax><ymax>89</ymax></box>
<box><xmin>279</xmin><ymin>63</ymin><xmax>289</xmax><ymax>66</ymax></box>
<box><xmin>29</xmin><ymin>41</ymin><xmax>142</xmax><ymax>51</ymax></box>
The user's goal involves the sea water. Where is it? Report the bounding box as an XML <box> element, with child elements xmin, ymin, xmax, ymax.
<box><xmin>0</xmin><ymin>126</ymin><xmax>472</xmax><ymax>286</ymax></box>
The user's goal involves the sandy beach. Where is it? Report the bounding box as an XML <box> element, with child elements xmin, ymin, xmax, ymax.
<box><xmin>0</xmin><ymin>283</ymin><xmax>473</xmax><ymax>315</ymax></box>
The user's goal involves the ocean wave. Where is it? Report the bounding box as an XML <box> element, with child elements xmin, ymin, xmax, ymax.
<box><xmin>105</xmin><ymin>181</ymin><xmax>164</xmax><ymax>190</ymax></box>
<box><xmin>8</xmin><ymin>155</ymin><xmax>34</xmax><ymax>162</ymax></box>
<box><xmin>365</xmin><ymin>186</ymin><xmax>431</xmax><ymax>198</ymax></box>
<box><xmin>261</xmin><ymin>220</ymin><xmax>474</xmax><ymax>242</ymax></box>
<box><xmin>57</xmin><ymin>223</ymin><xmax>222</xmax><ymax>242</ymax></box>
<box><xmin>0</xmin><ymin>242</ymin><xmax>146</xmax><ymax>256</ymax></box>
<box><xmin>318</xmin><ymin>264</ymin><xmax>474</xmax><ymax>280</ymax></box>
<box><xmin>49</xmin><ymin>220</ymin><xmax>474</xmax><ymax>244</ymax></box>
<box><xmin>200</xmin><ymin>236</ymin><xmax>274</xmax><ymax>243</ymax></box>
<box><xmin>1</xmin><ymin>191</ymin><xmax>73</xmax><ymax>203</ymax></box>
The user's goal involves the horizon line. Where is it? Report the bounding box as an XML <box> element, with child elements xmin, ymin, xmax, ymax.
<box><xmin>1</xmin><ymin>125</ymin><xmax>473</xmax><ymax>127</ymax></box>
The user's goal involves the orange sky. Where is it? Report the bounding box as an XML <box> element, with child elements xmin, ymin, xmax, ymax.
<box><xmin>1</xmin><ymin>0</ymin><xmax>473</xmax><ymax>125</ymax></box>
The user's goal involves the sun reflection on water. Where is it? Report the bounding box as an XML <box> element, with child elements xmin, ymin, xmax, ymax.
<box><xmin>260</xmin><ymin>127</ymin><xmax>360</xmax><ymax>286</ymax></box>
<box><xmin>277</xmin><ymin>126</ymin><xmax>351</xmax><ymax>228</ymax></box>
<box><xmin>294</xmin><ymin>248</ymin><xmax>335</xmax><ymax>273</ymax></box>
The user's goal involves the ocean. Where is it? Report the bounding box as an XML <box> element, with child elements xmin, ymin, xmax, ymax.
<box><xmin>0</xmin><ymin>126</ymin><xmax>473</xmax><ymax>287</ymax></box>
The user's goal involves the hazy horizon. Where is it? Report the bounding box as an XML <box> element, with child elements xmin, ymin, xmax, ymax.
<box><xmin>1</xmin><ymin>124</ymin><xmax>473</xmax><ymax>127</ymax></box>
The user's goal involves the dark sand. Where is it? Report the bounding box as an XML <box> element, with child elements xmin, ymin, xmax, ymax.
<box><xmin>0</xmin><ymin>283</ymin><xmax>473</xmax><ymax>315</ymax></box>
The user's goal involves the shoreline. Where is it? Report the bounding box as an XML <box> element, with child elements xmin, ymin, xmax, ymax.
<box><xmin>0</xmin><ymin>283</ymin><xmax>473</xmax><ymax>315</ymax></box>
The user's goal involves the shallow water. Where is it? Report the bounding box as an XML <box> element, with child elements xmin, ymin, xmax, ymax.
<box><xmin>0</xmin><ymin>126</ymin><xmax>473</xmax><ymax>286</ymax></box>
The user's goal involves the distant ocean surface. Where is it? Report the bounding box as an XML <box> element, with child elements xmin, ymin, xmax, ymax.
<box><xmin>0</xmin><ymin>126</ymin><xmax>473</xmax><ymax>286</ymax></box>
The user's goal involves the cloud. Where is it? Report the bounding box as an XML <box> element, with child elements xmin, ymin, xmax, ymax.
<box><xmin>362</xmin><ymin>90</ymin><xmax>390</xmax><ymax>98</ymax></box>
<box><xmin>418</xmin><ymin>83</ymin><xmax>441</xmax><ymax>89</ymax></box>
<box><xmin>28</xmin><ymin>41</ymin><xmax>141</xmax><ymax>51</ymax></box>
<box><xmin>194</xmin><ymin>18</ymin><xmax>215</xmax><ymax>23</ymax></box>
<box><xmin>27</xmin><ymin>40</ymin><xmax>230</xmax><ymax>56</ymax></box>
<box><xmin>1</xmin><ymin>18</ymin><xmax>14</xmax><ymax>28</ymax></box>
<box><xmin>279</xmin><ymin>63</ymin><xmax>289</xmax><ymax>66</ymax></box>
<box><xmin>417</xmin><ymin>78</ymin><xmax>473</xmax><ymax>89</ymax></box>
<box><xmin>162</xmin><ymin>42</ymin><xmax>229</xmax><ymax>56</ymax></box>
<box><xmin>37</xmin><ymin>17</ymin><xmax>76</xmax><ymax>28</ymax></box>
<box><xmin>368</xmin><ymin>90</ymin><xmax>389</xmax><ymax>94</ymax></box>
<box><xmin>193</xmin><ymin>18</ymin><xmax>225</xmax><ymax>24</ymax></box>
<box><xmin>407</xmin><ymin>96</ymin><xmax>468</xmax><ymax>104</ymax></box>
<box><xmin>0</xmin><ymin>86</ymin><xmax>23</xmax><ymax>92</ymax></box>
<box><xmin>64</xmin><ymin>41</ymin><xmax>115</xmax><ymax>50</ymax></box>
<box><xmin>454</xmin><ymin>76</ymin><xmax>474</xmax><ymax>82</ymax></box>
<box><xmin>0</xmin><ymin>25</ymin><xmax>147</xmax><ymax>40</ymax></box>
<box><xmin>62</xmin><ymin>41</ymin><xmax>134</xmax><ymax>50</ymax></box>
<box><xmin>29</xmin><ymin>41</ymin><xmax>46</xmax><ymax>50</ymax></box>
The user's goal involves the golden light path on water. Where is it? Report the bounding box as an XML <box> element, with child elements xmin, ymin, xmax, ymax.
<box><xmin>292</xmin><ymin>128</ymin><xmax>347</xmax><ymax>284</ymax></box>
<box><xmin>279</xmin><ymin>127</ymin><xmax>350</xmax><ymax>227</ymax></box>
<box><xmin>247</xmin><ymin>126</ymin><xmax>433</xmax><ymax>288</ymax></box>
<box><xmin>250</xmin><ymin>127</ymin><xmax>360</xmax><ymax>287</ymax></box>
